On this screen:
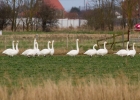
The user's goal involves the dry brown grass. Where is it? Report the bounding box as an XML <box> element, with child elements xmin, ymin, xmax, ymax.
<box><xmin>0</xmin><ymin>76</ymin><xmax>140</xmax><ymax>100</ymax></box>
<box><xmin>1</xmin><ymin>33</ymin><xmax>140</xmax><ymax>55</ymax></box>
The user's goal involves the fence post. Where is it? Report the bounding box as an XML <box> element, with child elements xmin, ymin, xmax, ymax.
<box><xmin>122</xmin><ymin>32</ymin><xmax>124</xmax><ymax>48</ymax></box>
<box><xmin>67</xmin><ymin>34</ymin><xmax>69</xmax><ymax>49</ymax></box>
<box><xmin>113</xmin><ymin>33</ymin><xmax>115</xmax><ymax>50</ymax></box>
<box><xmin>128</xmin><ymin>29</ymin><xmax>130</xmax><ymax>41</ymax></box>
<box><xmin>0</xmin><ymin>30</ymin><xmax>2</xmax><ymax>35</ymax></box>
<box><xmin>97</xmin><ymin>40</ymin><xmax>99</xmax><ymax>48</ymax></box>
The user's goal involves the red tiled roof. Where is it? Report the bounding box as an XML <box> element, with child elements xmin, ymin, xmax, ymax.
<box><xmin>44</xmin><ymin>0</ymin><xmax>64</xmax><ymax>11</ymax></box>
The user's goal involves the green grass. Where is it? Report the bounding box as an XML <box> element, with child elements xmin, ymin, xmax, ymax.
<box><xmin>0</xmin><ymin>55</ymin><xmax>140</xmax><ymax>86</ymax></box>
<box><xmin>2</xmin><ymin>30</ymin><xmax>124</xmax><ymax>35</ymax></box>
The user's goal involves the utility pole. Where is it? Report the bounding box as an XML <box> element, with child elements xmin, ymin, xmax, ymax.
<box><xmin>84</xmin><ymin>0</ymin><xmax>85</xmax><ymax>10</ymax></box>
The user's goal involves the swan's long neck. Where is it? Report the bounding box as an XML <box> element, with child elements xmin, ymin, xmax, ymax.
<box><xmin>52</xmin><ymin>41</ymin><xmax>54</xmax><ymax>49</ymax></box>
<box><xmin>126</xmin><ymin>42</ymin><xmax>129</xmax><ymax>51</ymax></box>
<box><xmin>76</xmin><ymin>40</ymin><xmax>79</xmax><ymax>51</ymax></box>
<box><xmin>133</xmin><ymin>43</ymin><xmax>135</xmax><ymax>50</ymax></box>
<box><xmin>33</xmin><ymin>40</ymin><xmax>36</xmax><ymax>49</ymax></box>
<box><xmin>93</xmin><ymin>45</ymin><xmax>96</xmax><ymax>50</ymax></box>
<box><xmin>104</xmin><ymin>42</ymin><xmax>106</xmax><ymax>50</ymax></box>
<box><xmin>12</xmin><ymin>41</ymin><xmax>15</xmax><ymax>50</ymax></box>
<box><xmin>48</xmin><ymin>42</ymin><xmax>50</xmax><ymax>49</ymax></box>
<box><xmin>36</xmin><ymin>42</ymin><xmax>38</xmax><ymax>50</ymax></box>
<box><xmin>33</xmin><ymin>39</ymin><xmax>36</xmax><ymax>49</ymax></box>
<box><xmin>16</xmin><ymin>42</ymin><xmax>19</xmax><ymax>51</ymax></box>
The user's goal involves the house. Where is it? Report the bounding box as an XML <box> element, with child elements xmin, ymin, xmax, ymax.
<box><xmin>43</xmin><ymin>0</ymin><xmax>64</xmax><ymax>11</ymax></box>
<box><xmin>43</xmin><ymin>0</ymin><xmax>65</xmax><ymax>18</ymax></box>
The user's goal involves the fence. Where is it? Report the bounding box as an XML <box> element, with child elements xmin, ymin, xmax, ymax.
<box><xmin>97</xmin><ymin>31</ymin><xmax>129</xmax><ymax>50</ymax></box>
<box><xmin>0</xmin><ymin>30</ymin><xmax>2</xmax><ymax>35</ymax></box>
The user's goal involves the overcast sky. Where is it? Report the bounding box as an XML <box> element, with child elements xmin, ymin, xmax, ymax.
<box><xmin>59</xmin><ymin>0</ymin><xmax>86</xmax><ymax>11</ymax></box>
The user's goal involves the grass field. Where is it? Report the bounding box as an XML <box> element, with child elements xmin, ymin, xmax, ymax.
<box><xmin>1</xmin><ymin>55</ymin><xmax>140</xmax><ymax>99</ymax></box>
<box><xmin>1</xmin><ymin>31</ymin><xmax>140</xmax><ymax>99</ymax></box>
<box><xmin>1</xmin><ymin>55</ymin><xmax>140</xmax><ymax>85</ymax></box>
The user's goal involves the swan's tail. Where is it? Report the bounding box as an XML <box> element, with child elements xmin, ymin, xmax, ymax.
<box><xmin>2</xmin><ymin>51</ymin><xmax>5</xmax><ymax>54</ymax></box>
<box><xmin>83</xmin><ymin>52</ymin><xmax>87</xmax><ymax>54</ymax></box>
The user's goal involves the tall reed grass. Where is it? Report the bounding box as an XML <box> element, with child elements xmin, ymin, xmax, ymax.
<box><xmin>0</xmin><ymin>76</ymin><xmax>140</xmax><ymax>100</ymax></box>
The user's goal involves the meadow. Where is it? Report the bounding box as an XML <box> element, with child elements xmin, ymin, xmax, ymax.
<box><xmin>1</xmin><ymin>54</ymin><xmax>140</xmax><ymax>83</ymax></box>
<box><xmin>1</xmin><ymin>55</ymin><xmax>140</xmax><ymax>99</ymax></box>
<box><xmin>1</xmin><ymin>31</ymin><xmax>140</xmax><ymax>99</ymax></box>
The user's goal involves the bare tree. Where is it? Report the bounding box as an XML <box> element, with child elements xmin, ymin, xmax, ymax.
<box><xmin>0</xmin><ymin>1</ymin><xmax>11</xmax><ymax>30</ymax></box>
<box><xmin>84</xmin><ymin>0</ymin><xmax>116</xmax><ymax>31</ymax></box>
<box><xmin>20</xmin><ymin>0</ymin><xmax>37</xmax><ymax>31</ymax></box>
<box><xmin>121</xmin><ymin>0</ymin><xmax>139</xmax><ymax>29</ymax></box>
<box><xmin>37</xmin><ymin>0</ymin><xmax>58</xmax><ymax>32</ymax></box>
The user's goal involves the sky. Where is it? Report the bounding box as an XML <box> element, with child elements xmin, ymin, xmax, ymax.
<box><xmin>59</xmin><ymin>0</ymin><xmax>86</xmax><ymax>11</ymax></box>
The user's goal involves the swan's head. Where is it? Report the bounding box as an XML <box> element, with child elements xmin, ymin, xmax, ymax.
<box><xmin>17</xmin><ymin>41</ymin><xmax>19</xmax><ymax>43</ymax></box>
<box><xmin>127</xmin><ymin>41</ymin><xmax>129</xmax><ymax>44</ymax></box>
<box><xmin>94</xmin><ymin>44</ymin><xmax>97</xmax><ymax>46</ymax></box>
<box><xmin>48</xmin><ymin>41</ymin><xmax>51</xmax><ymax>43</ymax></box>
<box><xmin>133</xmin><ymin>43</ymin><xmax>135</xmax><ymax>45</ymax></box>
<box><xmin>52</xmin><ymin>40</ymin><xmax>54</xmax><ymax>43</ymax></box>
<box><xmin>13</xmin><ymin>41</ymin><xmax>15</xmax><ymax>43</ymax></box>
<box><xmin>104</xmin><ymin>41</ymin><xmax>107</xmax><ymax>44</ymax></box>
<box><xmin>76</xmin><ymin>39</ymin><xmax>79</xmax><ymax>41</ymax></box>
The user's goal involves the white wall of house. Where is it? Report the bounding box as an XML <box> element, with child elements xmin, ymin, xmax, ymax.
<box><xmin>57</xmin><ymin>19</ymin><xmax>87</xmax><ymax>28</ymax></box>
<box><xmin>16</xmin><ymin>18</ymin><xmax>87</xmax><ymax>29</ymax></box>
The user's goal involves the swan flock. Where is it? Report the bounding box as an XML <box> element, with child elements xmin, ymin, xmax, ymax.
<box><xmin>2</xmin><ymin>39</ymin><xmax>137</xmax><ymax>57</ymax></box>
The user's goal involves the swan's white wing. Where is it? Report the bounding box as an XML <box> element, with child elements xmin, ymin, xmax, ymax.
<box><xmin>21</xmin><ymin>49</ymin><xmax>33</xmax><ymax>56</ymax></box>
<box><xmin>2</xmin><ymin>48</ymin><xmax>13</xmax><ymax>54</ymax></box>
<box><xmin>40</xmin><ymin>49</ymin><xmax>50</xmax><ymax>56</ymax></box>
<box><xmin>50</xmin><ymin>49</ymin><xmax>54</xmax><ymax>55</ymax></box>
<box><xmin>67</xmin><ymin>50</ymin><xmax>79</xmax><ymax>56</ymax></box>
<box><xmin>3</xmin><ymin>49</ymin><xmax>16</xmax><ymax>56</ymax></box>
<box><xmin>84</xmin><ymin>49</ymin><xmax>96</xmax><ymax>56</ymax></box>
<box><xmin>97</xmin><ymin>49</ymin><xmax>108</xmax><ymax>56</ymax></box>
<box><xmin>127</xmin><ymin>50</ymin><xmax>136</xmax><ymax>57</ymax></box>
<box><xmin>26</xmin><ymin>49</ymin><xmax>36</xmax><ymax>57</ymax></box>
<box><xmin>115</xmin><ymin>49</ymin><xmax>128</xmax><ymax>56</ymax></box>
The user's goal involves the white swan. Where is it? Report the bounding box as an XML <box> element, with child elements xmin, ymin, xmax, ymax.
<box><xmin>2</xmin><ymin>41</ymin><xmax>15</xmax><ymax>55</ymax></box>
<box><xmin>21</xmin><ymin>38</ymin><xmax>36</xmax><ymax>56</ymax></box>
<box><xmin>35</xmin><ymin>41</ymin><xmax>40</xmax><ymax>56</ymax></box>
<box><xmin>10</xmin><ymin>41</ymin><xmax>19</xmax><ymax>56</ymax></box>
<box><xmin>13</xmin><ymin>41</ymin><xmax>19</xmax><ymax>55</ymax></box>
<box><xmin>114</xmin><ymin>41</ymin><xmax>129</xmax><ymax>57</ymax></box>
<box><xmin>84</xmin><ymin>44</ymin><xmax>97</xmax><ymax>56</ymax></box>
<box><xmin>96</xmin><ymin>41</ymin><xmax>108</xmax><ymax>56</ymax></box>
<box><xmin>50</xmin><ymin>40</ymin><xmax>54</xmax><ymax>55</ymax></box>
<box><xmin>3</xmin><ymin>41</ymin><xmax>19</xmax><ymax>57</ymax></box>
<box><xmin>66</xmin><ymin>39</ymin><xmax>79</xmax><ymax>56</ymax></box>
<box><xmin>127</xmin><ymin>43</ymin><xmax>136</xmax><ymax>57</ymax></box>
<box><xmin>40</xmin><ymin>41</ymin><xmax>51</xmax><ymax>56</ymax></box>
<box><xmin>26</xmin><ymin>41</ymin><xmax>38</xmax><ymax>57</ymax></box>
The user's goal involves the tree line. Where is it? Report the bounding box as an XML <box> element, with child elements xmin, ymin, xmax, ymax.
<box><xmin>0</xmin><ymin>0</ymin><xmax>59</xmax><ymax>32</ymax></box>
<box><xmin>83</xmin><ymin>0</ymin><xmax>140</xmax><ymax>31</ymax></box>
